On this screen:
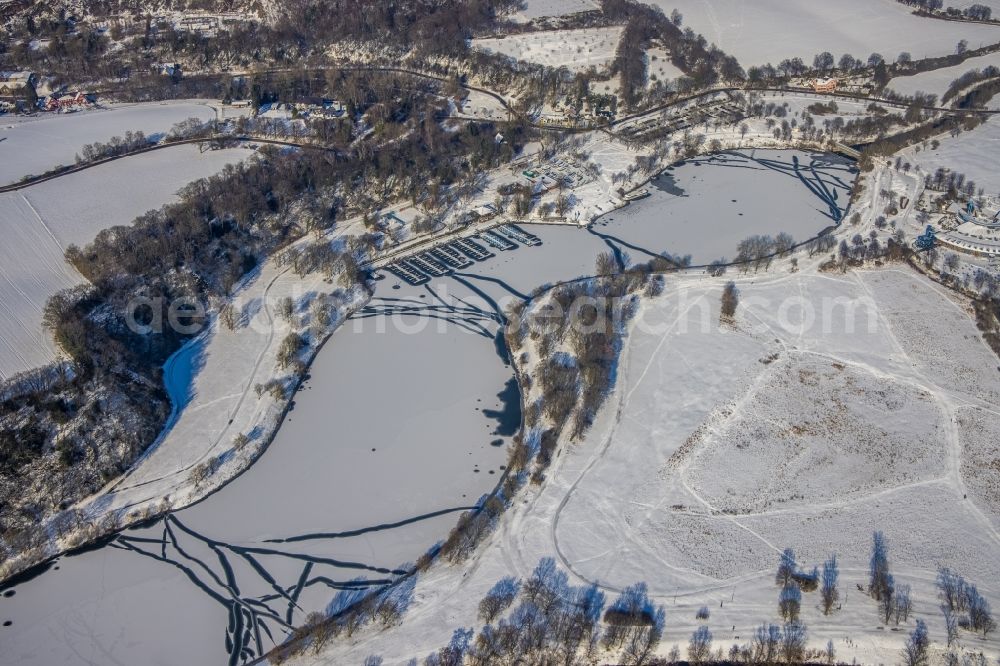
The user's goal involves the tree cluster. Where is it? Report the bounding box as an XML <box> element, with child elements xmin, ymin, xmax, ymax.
<box><xmin>937</xmin><ymin>567</ymin><xmax>996</xmax><ymax>639</ymax></box>
<box><xmin>419</xmin><ymin>558</ymin><xmax>666</xmax><ymax>666</ymax></box>
<box><xmin>600</xmin><ymin>0</ymin><xmax>745</xmax><ymax>110</ymax></box>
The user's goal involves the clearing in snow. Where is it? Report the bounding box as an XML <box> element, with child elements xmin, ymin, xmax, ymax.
<box><xmin>472</xmin><ymin>26</ymin><xmax>625</xmax><ymax>73</ymax></box>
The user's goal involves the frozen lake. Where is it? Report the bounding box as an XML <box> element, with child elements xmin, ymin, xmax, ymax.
<box><xmin>0</xmin><ymin>101</ymin><xmax>217</xmax><ymax>185</ymax></box>
<box><xmin>0</xmin><ymin>150</ymin><xmax>855</xmax><ymax>664</ymax></box>
<box><xmin>595</xmin><ymin>149</ymin><xmax>855</xmax><ymax>264</ymax></box>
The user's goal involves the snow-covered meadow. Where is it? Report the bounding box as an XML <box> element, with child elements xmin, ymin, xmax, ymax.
<box><xmin>0</xmin><ymin>144</ymin><xmax>251</xmax><ymax>379</ymax></box>
<box><xmin>472</xmin><ymin>26</ymin><xmax>624</xmax><ymax>73</ymax></box>
<box><xmin>300</xmin><ymin>266</ymin><xmax>1000</xmax><ymax>666</ymax></box>
<box><xmin>888</xmin><ymin>51</ymin><xmax>1000</xmax><ymax>100</ymax></box>
<box><xmin>908</xmin><ymin>116</ymin><xmax>1000</xmax><ymax>196</ymax></box>
<box><xmin>647</xmin><ymin>0</ymin><xmax>1000</xmax><ymax>67</ymax></box>
<box><xmin>646</xmin><ymin>45</ymin><xmax>686</xmax><ymax>86</ymax></box>
<box><xmin>510</xmin><ymin>0</ymin><xmax>599</xmax><ymax>22</ymax></box>
<box><xmin>0</xmin><ymin>101</ymin><xmax>217</xmax><ymax>185</ymax></box>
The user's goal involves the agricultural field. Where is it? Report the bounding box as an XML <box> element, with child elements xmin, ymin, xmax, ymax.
<box><xmin>646</xmin><ymin>0</ymin><xmax>1000</xmax><ymax>67</ymax></box>
<box><xmin>0</xmin><ymin>101</ymin><xmax>216</xmax><ymax>185</ymax></box>
<box><xmin>510</xmin><ymin>0</ymin><xmax>599</xmax><ymax>21</ymax></box>
<box><xmin>472</xmin><ymin>26</ymin><xmax>624</xmax><ymax>73</ymax></box>
<box><xmin>0</xmin><ymin>144</ymin><xmax>251</xmax><ymax>379</ymax></box>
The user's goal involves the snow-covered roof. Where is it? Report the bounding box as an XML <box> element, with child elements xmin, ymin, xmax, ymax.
<box><xmin>0</xmin><ymin>71</ymin><xmax>34</xmax><ymax>85</ymax></box>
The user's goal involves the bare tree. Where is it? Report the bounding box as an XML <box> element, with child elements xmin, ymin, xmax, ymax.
<box><xmin>879</xmin><ymin>574</ymin><xmax>896</xmax><ymax>625</ymax></box>
<box><xmin>894</xmin><ymin>584</ymin><xmax>913</xmax><ymax>624</ymax></box>
<box><xmin>781</xmin><ymin>623</ymin><xmax>807</xmax><ymax>664</ymax></box>
<box><xmin>779</xmin><ymin>583</ymin><xmax>801</xmax><ymax>623</ymax></box>
<box><xmin>595</xmin><ymin>250</ymin><xmax>619</xmax><ymax>276</ymax></box>
<box><xmin>967</xmin><ymin>585</ymin><xmax>996</xmax><ymax>637</ymax></box>
<box><xmin>942</xmin><ymin>605</ymin><xmax>959</xmax><ymax>648</ymax></box>
<box><xmin>277</xmin><ymin>295</ymin><xmax>295</xmax><ymax>321</ymax></box>
<box><xmin>687</xmin><ymin>626</ymin><xmax>713</xmax><ymax>665</ymax></box>
<box><xmin>720</xmin><ymin>282</ymin><xmax>740</xmax><ymax>321</ymax></box>
<box><xmin>219</xmin><ymin>302</ymin><xmax>238</xmax><ymax>330</ymax></box>
<box><xmin>478</xmin><ymin>577</ymin><xmax>520</xmax><ymax>623</ymax></box>
<box><xmin>750</xmin><ymin>623</ymin><xmax>781</xmax><ymax>665</ymax></box>
<box><xmin>821</xmin><ymin>554</ymin><xmax>839</xmax><ymax>614</ymax></box>
<box><xmin>869</xmin><ymin>531</ymin><xmax>891</xmax><ymax>601</ymax></box>
<box><xmin>901</xmin><ymin>619</ymin><xmax>930</xmax><ymax>666</ymax></box>
<box><xmin>776</xmin><ymin>548</ymin><xmax>797</xmax><ymax>586</ymax></box>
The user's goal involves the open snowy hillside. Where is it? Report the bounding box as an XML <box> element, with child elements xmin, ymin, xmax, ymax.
<box><xmin>906</xmin><ymin>116</ymin><xmax>1000</xmax><ymax>195</ymax></box>
<box><xmin>300</xmin><ymin>266</ymin><xmax>1000</xmax><ymax>665</ymax></box>
<box><xmin>511</xmin><ymin>0</ymin><xmax>600</xmax><ymax>21</ymax></box>
<box><xmin>646</xmin><ymin>0</ymin><xmax>1000</xmax><ymax>67</ymax></box>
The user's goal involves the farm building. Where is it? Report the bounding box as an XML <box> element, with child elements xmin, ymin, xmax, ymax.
<box><xmin>812</xmin><ymin>77</ymin><xmax>838</xmax><ymax>93</ymax></box>
<box><xmin>0</xmin><ymin>71</ymin><xmax>37</xmax><ymax>111</ymax></box>
<box><xmin>42</xmin><ymin>91</ymin><xmax>88</xmax><ymax>111</ymax></box>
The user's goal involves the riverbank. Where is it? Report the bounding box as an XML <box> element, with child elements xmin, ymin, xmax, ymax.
<box><xmin>0</xmin><ymin>246</ymin><xmax>372</xmax><ymax>584</ymax></box>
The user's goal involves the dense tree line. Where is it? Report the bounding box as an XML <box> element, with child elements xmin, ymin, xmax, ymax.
<box><xmin>0</xmin><ymin>0</ymin><xmax>524</xmax><ymax>84</ymax></box>
<box><xmin>941</xmin><ymin>66</ymin><xmax>1000</xmax><ymax>104</ymax></box>
<box><xmin>601</xmin><ymin>0</ymin><xmax>744</xmax><ymax>110</ymax></box>
<box><xmin>898</xmin><ymin>0</ymin><xmax>994</xmax><ymax>21</ymax></box>
<box><xmin>73</xmin><ymin>129</ymin><xmax>151</xmax><ymax>165</ymax></box>
<box><xmin>937</xmin><ymin>567</ymin><xmax>996</xmax><ymax>640</ymax></box>
<box><xmin>950</xmin><ymin>75</ymin><xmax>1000</xmax><ymax>110</ymax></box>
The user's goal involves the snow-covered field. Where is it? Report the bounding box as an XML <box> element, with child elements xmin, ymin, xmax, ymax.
<box><xmin>888</xmin><ymin>51</ymin><xmax>1000</xmax><ymax>100</ymax></box>
<box><xmin>0</xmin><ymin>144</ymin><xmax>251</xmax><ymax>379</ymax></box>
<box><xmin>510</xmin><ymin>0</ymin><xmax>598</xmax><ymax>21</ymax></box>
<box><xmin>458</xmin><ymin>89</ymin><xmax>510</xmax><ymax>120</ymax></box>
<box><xmin>646</xmin><ymin>45</ymin><xmax>686</xmax><ymax>86</ymax></box>
<box><xmin>0</xmin><ymin>101</ymin><xmax>217</xmax><ymax>185</ymax></box>
<box><xmin>908</xmin><ymin>116</ymin><xmax>1000</xmax><ymax>195</ymax></box>
<box><xmin>472</xmin><ymin>26</ymin><xmax>624</xmax><ymax>73</ymax></box>
<box><xmin>300</xmin><ymin>266</ymin><xmax>1000</xmax><ymax>666</ymax></box>
<box><xmin>956</xmin><ymin>407</ymin><xmax>1000</xmax><ymax>531</ymax></box>
<box><xmin>648</xmin><ymin>0</ymin><xmax>1000</xmax><ymax>67</ymax></box>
